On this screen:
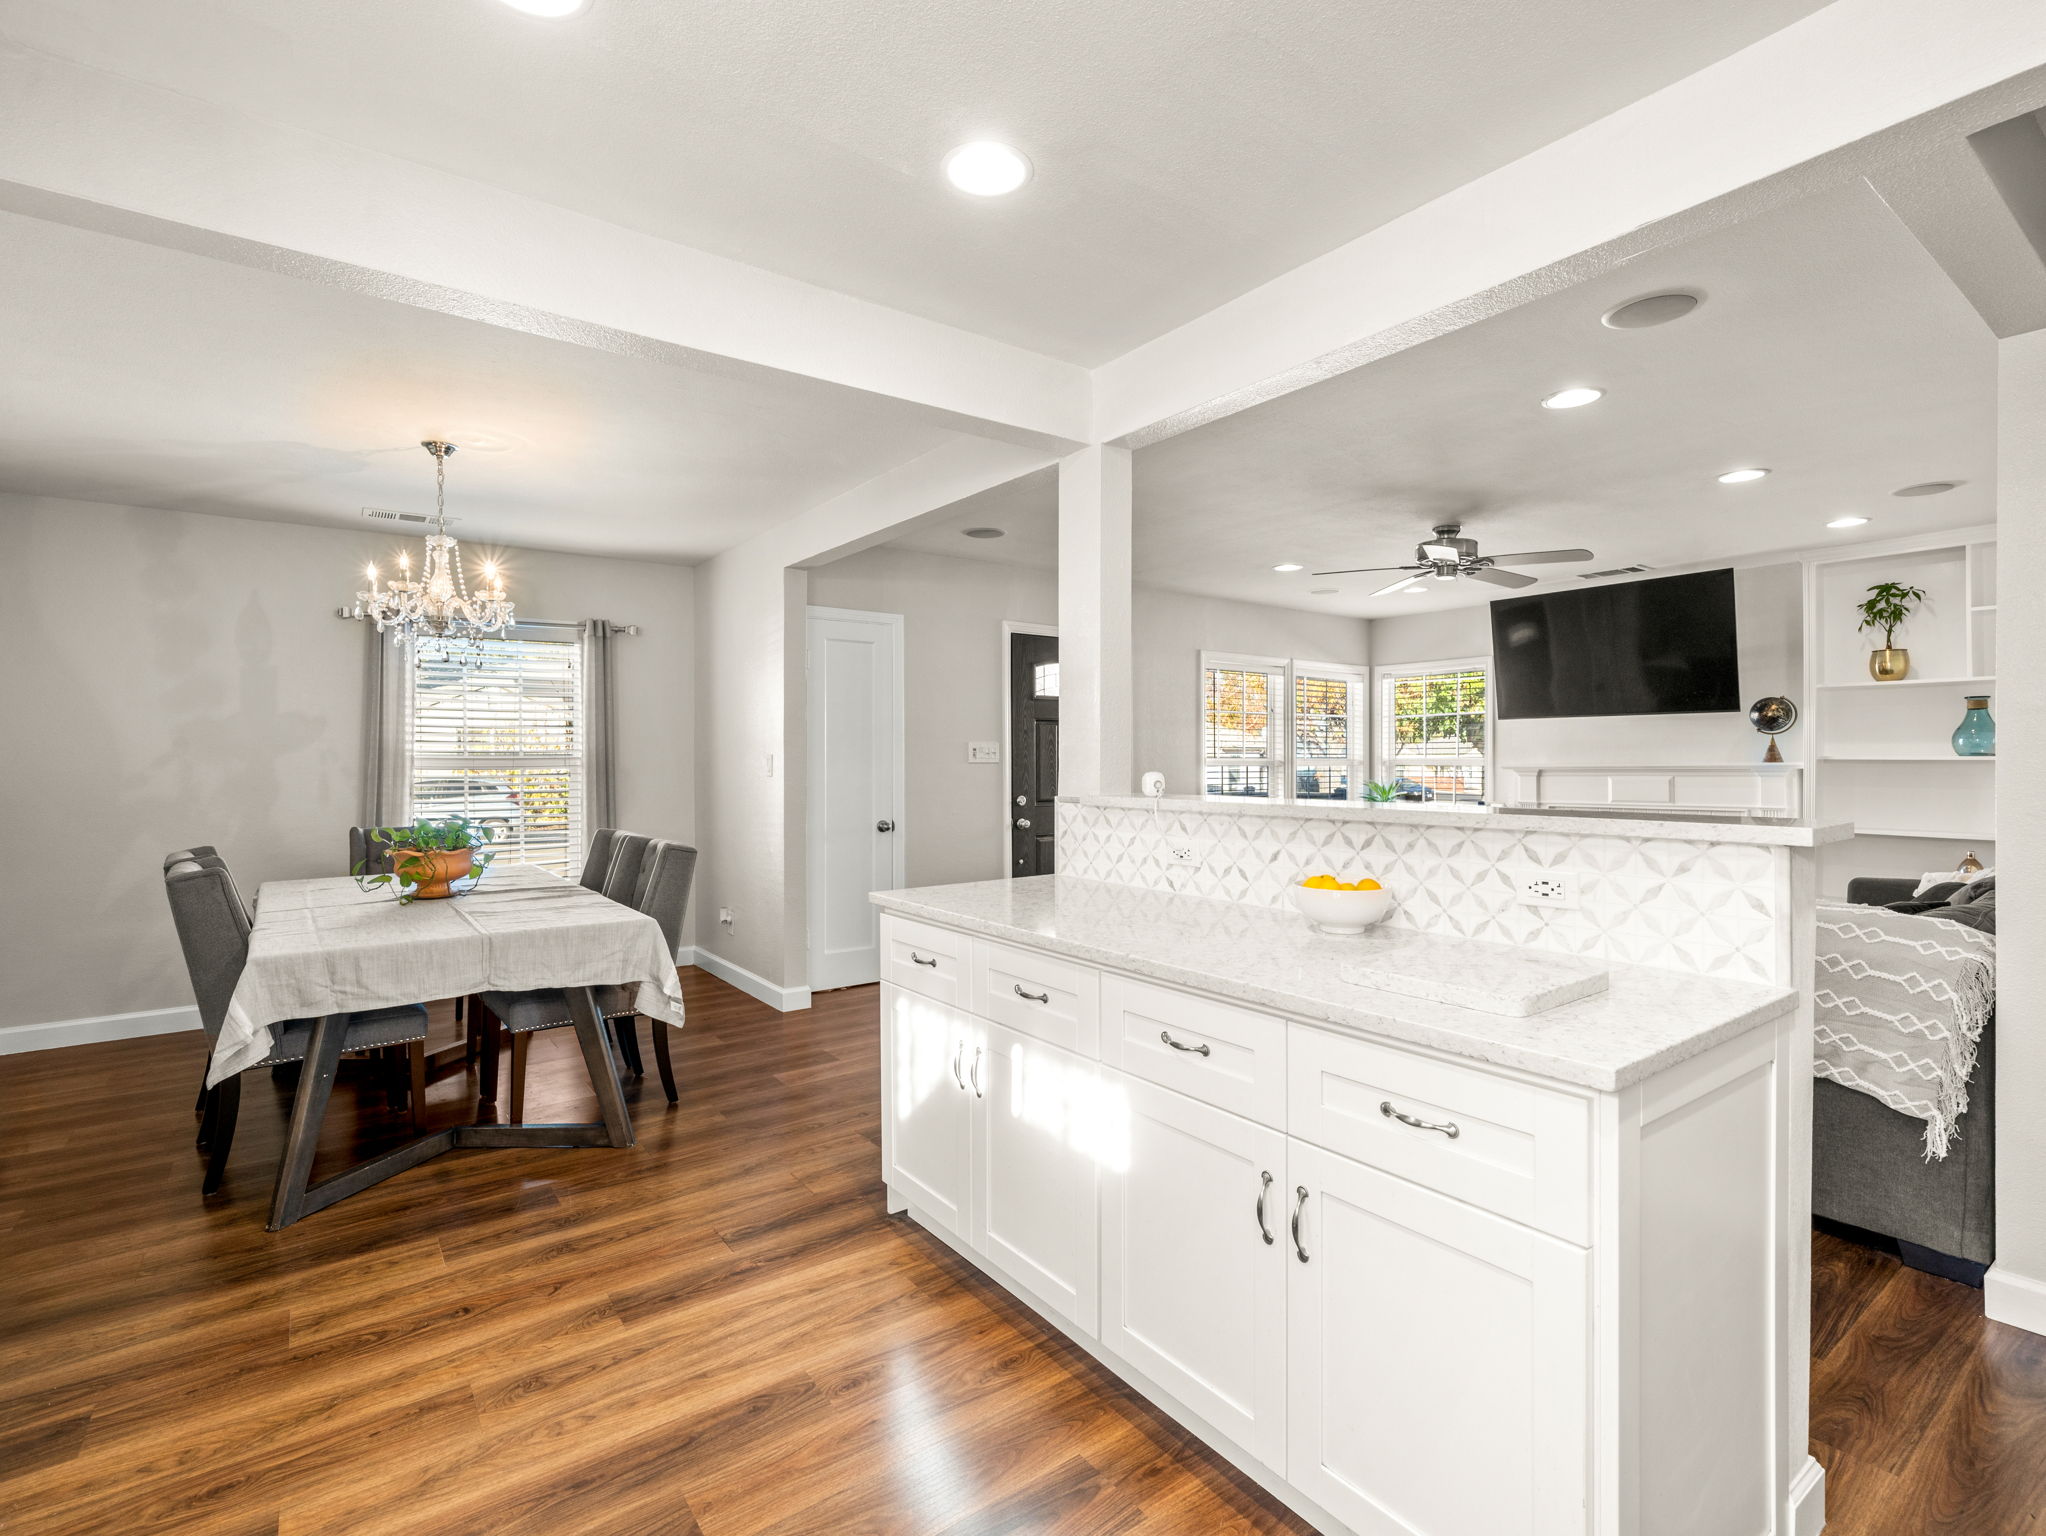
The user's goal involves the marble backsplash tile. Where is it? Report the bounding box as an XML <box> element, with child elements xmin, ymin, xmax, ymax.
<box><xmin>1057</xmin><ymin>801</ymin><xmax>1782</xmax><ymax>983</ymax></box>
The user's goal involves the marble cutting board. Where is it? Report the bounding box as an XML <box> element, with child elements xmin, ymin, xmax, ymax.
<box><xmin>1338</xmin><ymin>928</ymin><xmax>1610</xmax><ymax>1017</ymax></box>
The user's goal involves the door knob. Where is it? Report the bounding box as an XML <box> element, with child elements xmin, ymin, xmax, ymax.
<box><xmin>875</xmin><ymin>819</ymin><xmax>896</xmax><ymax>832</ymax></box>
<box><xmin>1015</xmin><ymin>817</ymin><xmax>1032</xmax><ymax>829</ymax></box>
<box><xmin>1015</xmin><ymin>795</ymin><xmax>1027</xmax><ymax>807</ymax></box>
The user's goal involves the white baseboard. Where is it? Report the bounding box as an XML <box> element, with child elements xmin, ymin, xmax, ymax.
<box><xmin>0</xmin><ymin>1004</ymin><xmax>202</xmax><ymax>1056</ymax></box>
<box><xmin>1984</xmin><ymin>1265</ymin><xmax>2046</xmax><ymax>1338</ymax></box>
<box><xmin>689</xmin><ymin>948</ymin><xmax>812</xmax><ymax>1012</ymax></box>
<box><xmin>1786</xmin><ymin>1453</ymin><xmax>1826</xmax><ymax>1536</ymax></box>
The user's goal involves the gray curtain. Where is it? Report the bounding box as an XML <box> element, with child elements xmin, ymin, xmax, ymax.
<box><xmin>583</xmin><ymin>619</ymin><xmax>617</xmax><ymax>836</ymax></box>
<box><xmin>360</xmin><ymin>625</ymin><xmax>410</xmax><ymax>828</ymax></box>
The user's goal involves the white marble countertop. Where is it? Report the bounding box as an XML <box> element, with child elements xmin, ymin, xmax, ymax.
<box><xmin>1065</xmin><ymin>794</ymin><xmax>1855</xmax><ymax>848</ymax></box>
<box><xmin>872</xmin><ymin>876</ymin><xmax>1796</xmax><ymax>1091</ymax></box>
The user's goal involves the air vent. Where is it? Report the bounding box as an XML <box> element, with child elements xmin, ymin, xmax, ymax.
<box><xmin>1578</xmin><ymin>564</ymin><xmax>1652</xmax><ymax>580</ymax></box>
<box><xmin>361</xmin><ymin>507</ymin><xmax>455</xmax><ymax>525</ymax></box>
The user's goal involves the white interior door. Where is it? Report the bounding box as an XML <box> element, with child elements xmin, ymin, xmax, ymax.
<box><xmin>807</xmin><ymin>608</ymin><xmax>904</xmax><ymax>991</ymax></box>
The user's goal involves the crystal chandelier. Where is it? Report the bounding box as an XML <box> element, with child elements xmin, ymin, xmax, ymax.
<box><xmin>353</xmin><ymin>440</ymin><xmax>514</xmax><ymax>645</ymax></box>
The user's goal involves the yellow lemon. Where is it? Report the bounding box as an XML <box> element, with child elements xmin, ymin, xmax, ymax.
<box><xmin>1351</xmin><ymin>878</ymin><xmax>1383</xmax><ymax>891</ymax></box>
<box><xmin>1302</xmin><ymin>874</ymin><xmax>1340</xmax><ymax>890</ymax></box>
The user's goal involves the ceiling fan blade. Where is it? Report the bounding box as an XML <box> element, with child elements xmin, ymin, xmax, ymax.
<box><xmin>1310</xmin><ymin>564</ymin><xmax>1424</xmax><ymax>577</ymax></box>
<box><xmin>1370</xmin><ymin>574</ymin><xmax>1425</xmax><ymax>596</ymax></box>
<box><xmin>1482</xmin><ymin>548</ymin><xmax>1594</xmax><ymax>565</ymax></box>
<box><xmin>1465</xmin><ymin>566</ymin><xmax>1538</xmax><ymax>589</ymax></box>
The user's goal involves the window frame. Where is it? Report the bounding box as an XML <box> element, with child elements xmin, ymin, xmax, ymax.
<box><xmin>1371</xmin><ymin>655</ymin><xmax>1493</xmax><ymax>807</ymax></box>
<box><xmin>400</xmin><ymin>619</ymin><xmax>593</xmax><ymax>878</ymax></box>
<box><xmin>1198</xmin><ymin>651</ymin><xmax>1370</xmax><ymax>804</ymax></box>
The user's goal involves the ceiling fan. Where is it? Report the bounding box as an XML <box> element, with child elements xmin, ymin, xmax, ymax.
<box><xmin>1314</xmin><ymin>523</ymin><xmax>1594</xmax><ymax>595</ymax></box>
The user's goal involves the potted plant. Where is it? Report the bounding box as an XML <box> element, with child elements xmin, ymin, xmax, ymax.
<box><xmin>1856</xmin><ymin>582</ymin><xmax>1926</xmax><ymax>682</ymax></box>
<box><xmin>355</xmin><ymin>817</ymin><xmax>497</xmax><ymax>902</ymax></box>
<box><xmin>1361</xmin><ymin>780</ymin><xmax>1402</xmax><ymax>803</ymax></box>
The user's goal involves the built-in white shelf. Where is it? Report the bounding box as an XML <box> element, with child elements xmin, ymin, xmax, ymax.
<box><xmin>1819</xmin><ymin>752</ymin><xmax>1995</xmax><ymax>762</ymax></box>
<box><xmin>1970</xmin><ymin>605</ymin><xmax>1998</xmax><ymax>613</ymax></box>
<box><xmin>1853</xmin><ymin>827</ymin><xmax>1998</xmax><ymax>840</ymax></box>
<box><xmin>1817</xmin><ymin>676</ymin><xmax>1995</xmax><ymax>691</ymax></box>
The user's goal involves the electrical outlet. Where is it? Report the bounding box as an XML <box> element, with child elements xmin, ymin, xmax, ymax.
<box><xmin>718</xmin><ymin>906</ymin><xmax>735</xmax><ymax>926</ymax></box>
<box><xmin>1168</xmin><ymin>843</ymin><xmax>1205</xmax><ymax>866</ymax></box>
<box><xmin>1510</xmin><ymin>868</ymin><xmax>1579</xmax><ymax>908</ymax></box>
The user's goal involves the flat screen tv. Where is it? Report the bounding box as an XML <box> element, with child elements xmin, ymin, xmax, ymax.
<box><xmin>1490</xmin><ymin>568</ymin><xmax>1740</xmax><ymax>719</ymax></box>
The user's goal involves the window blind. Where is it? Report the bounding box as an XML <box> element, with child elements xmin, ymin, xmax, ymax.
<box><xmin>1380</xmin><ymin>666</ymin><xmax>1488</xmax><ymax>803</ymax></box>
<box><xmin>405</xmin><ymin>625</ymin><xmax>587</xmax><ymax>877</ymax></box>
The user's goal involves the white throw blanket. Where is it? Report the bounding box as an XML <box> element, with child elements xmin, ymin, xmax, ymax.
<box><xmin>1813</xmin><ymin>901</ymin><xmax>1995</xmax><ymax>1160</ymax></box>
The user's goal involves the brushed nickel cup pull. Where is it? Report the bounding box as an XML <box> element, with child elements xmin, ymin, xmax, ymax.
<box><xmin>1291</xmin><ymin>1185</ymin><xmax>1310</xmax><ymax>1263</ymax></box>
<box><xmin>1159</xmin><ymin>1030</ymin><xmax>1211</xmax><ymax>1057</ymax></box>
<box><xmin>1014</xmin><ymin>985</ymin><xmax>1050</xmax><ymax>1004</ymax></box>
<box><xmin>970</xmin><ymin>1046</ymin><xmax>984</xmax><ymax>1098</ymax></box>
<box><xmin>910</xmin><ymin>952</ymin><xmax>939</xmax><ymax>968</ymax></box>
<box><xmin>952</xmin><ymin>1040</ymin><xmax>966</xmax><ymax>1090</ymax></box>
<box><xmin>1380</xmin><ymin>1100</ymin><xmax>1460</xmax><ymax>1139</ymax></box>
<box><xmin>1255</xmin><ymin>1170</ymin><xmax>1275</xmax><ymax>1245</ymax></box>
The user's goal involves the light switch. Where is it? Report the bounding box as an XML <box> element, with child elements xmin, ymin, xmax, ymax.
<box><xmin>967</xmin><ymin>741</ymin><xmax>1001</xmax><ymax>763</ymax></box>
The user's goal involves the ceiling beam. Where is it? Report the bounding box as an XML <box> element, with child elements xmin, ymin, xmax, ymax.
<box><xmin>1090</xmin><ymin>0</ymin><xmax>2046</xmax><ymax>448</ymax></box>
<box><xmin>0</xmin><ymin>45</ymin><xmax>1091</xmax><ymax>453</ymax></box>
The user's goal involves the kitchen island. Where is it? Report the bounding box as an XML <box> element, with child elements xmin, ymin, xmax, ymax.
<box><xmin>873</xmin><ymin>809</ymin><xmax>1842</xmax><ymax>1535</ymax></box>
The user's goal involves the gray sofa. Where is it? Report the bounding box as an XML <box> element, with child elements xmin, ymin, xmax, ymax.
<box><xmin>1810</xmin><ymin>876</ymin><xmax>1995</xmax><ymax>1284</ymax></box>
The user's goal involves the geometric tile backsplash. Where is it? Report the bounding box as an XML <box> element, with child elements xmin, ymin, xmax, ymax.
<box><xmin>1058</xmin><ymin>801</ymin><xmax>1785</xmax><ymax>984</ymax></box>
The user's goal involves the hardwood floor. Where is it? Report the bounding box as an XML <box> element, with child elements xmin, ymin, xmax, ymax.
<box><xmin>0</xmin><ymin>972</ymin><xmax>1312</xmax><ymax>1536</ymax></box>
<box><xmin>4</xmin><ymin>973</ymin><xmax>2042</xmax><ymax>1534</ymax></box>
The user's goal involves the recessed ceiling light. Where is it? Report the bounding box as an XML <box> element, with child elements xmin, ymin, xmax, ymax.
<box><xmin>1827</xmin><ymin>515</ymin><xmax>1870</xmax><ymax>529</ymax></box>
<box><xmin>1273</xmin><ymin>562</ymin><xmax>1304</xmax><ymax>572</ymax></box>
<box><xmin>1310</xmin><ymin>587</ymin><xmax>1337</xmax><ymax>595</ymax></box>
<box><xmin>1717</xmin><ymin>468</ymin><xmax>1770</xmax><ymax>484</ymax></box>
<box><xmin>497</xmin><ymin>0</ymin><xmax>589</xmax><ymax>15</ymax></box>
<box><xmin>962</xmin><ymin>526</ymin><xmax>1005</xmax><ymax>539</ymax></box>
<box><xmin>1602</xmin><ymin>291</ymin><xmax>1701</xmax><ymax>329</ymax></box>
<box><xmin>1540</xmin><ymin>387</ymin><xmax>1604</xmax><ymax>410</ymax></box>
<box><xmin>944</xmin><ymin>142</ymin><xmax>1032</xmax><ymax>197</ymax></box>
<box><xmin>1893</xmin><ymin>481</ymin><xmax>1959</xmax><ymax>497</ymax></box>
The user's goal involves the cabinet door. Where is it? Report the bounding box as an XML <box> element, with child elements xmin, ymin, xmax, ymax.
<box><xmin>971</xmin><ymin>1020</ymin><xmax>1103</xmax><ymax>1336</ymax></box>
<box><xmin>1102</xmin><ymin>1071</ymin><xmax>1288</xmax><ymax>1470</ymax></box>
<box><xmin>882</xmin><ymin>984</ymin><xmax>974</xmax><ymax>1243</ymax></box>
<box><xmin>1287</xmin><ymin>1140</ymin><xmax>1590</xmax><ymax>1536</ymax></box>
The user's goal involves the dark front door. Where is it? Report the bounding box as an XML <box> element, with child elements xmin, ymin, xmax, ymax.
<box><xmin>1010</xmin><ymin>632</ymin><xmax>1058</xmax><ymax>876</ymax></box>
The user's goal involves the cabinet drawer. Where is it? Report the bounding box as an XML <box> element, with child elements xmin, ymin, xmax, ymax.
<box><xmin>975</xmin><ymin>940</ymin><xmax>1099</xmax><ymax>1055</ymax></box>
<box><xmin>1100</xmin><ymin>975</ymin><xmax>1286</xmax><ymax>1127</ymax></box>
<box><xmin>879</xmin><ymin>915</ymin><xmax>971</xmax><ymax>1007</ymax></box>
<box><xmin>1288</xmin><ymin>1025</ymin><xmax>1592</xmax><ymax>1244</ymax></box>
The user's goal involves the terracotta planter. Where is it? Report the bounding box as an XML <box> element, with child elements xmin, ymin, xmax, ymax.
<box><xmin>1868</xmin><ymin>647</ymin><xmax>1910</xmax><ymax>682</ymax></box>
<box><xmin>393</xmin><ymin>845</ymin><xmax>474</xmax><ymax>900</ymax></box>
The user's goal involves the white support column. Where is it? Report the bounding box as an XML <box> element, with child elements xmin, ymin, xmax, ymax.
<box><xmin>1987</xmin><ymin>328</ymin><xmax>2046</xmax><ymax>1336</ymax></box>
<box><xmin>1057</xmin><ymin>445</ymin><xmax>1134</xmax><ymax>799</ymax></box>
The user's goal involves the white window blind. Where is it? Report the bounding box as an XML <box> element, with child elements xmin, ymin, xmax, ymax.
<box><xmin>1378</xmin><ymin>664</ymin><xmax>1489</xmax><ymax>804</ymax></box>
<box><xmin>1201</xmin><ymin>654</ymin><xmax>1367</xmax><ymax>802</ymax></box>
<box><xmin>1201</xmin><ymin>656</ymin><xmax>1283</xmax><ymax>798</ymax></box>
<box><xmin>1292</xmin><ymin>668</ymin><xmax>1367</xmax><ymax>802</ymax></box>
<box><xmin>405</xmin><ymin>624</ymin><xmax>587</xmax><ymax>877</ymax></box>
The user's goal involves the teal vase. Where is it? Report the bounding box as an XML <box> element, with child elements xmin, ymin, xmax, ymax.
<box><xmin>1952</xmin><ymin>695</ymin><xmax>1995</xmax><ymax>757</ymax></box>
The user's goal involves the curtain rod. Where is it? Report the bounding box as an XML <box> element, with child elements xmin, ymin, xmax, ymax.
<box><xmin>337</xmin><ymin>611</ymin><xmax>641</xmax><ymax>633</ymax></box>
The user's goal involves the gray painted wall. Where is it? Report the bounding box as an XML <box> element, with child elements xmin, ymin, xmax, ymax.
<box><xmin>0</xmin><ymin>493</ymin><xmax>696</xmax><ymax>1033</ymax></box>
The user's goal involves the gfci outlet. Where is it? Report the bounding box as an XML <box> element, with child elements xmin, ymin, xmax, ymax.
<box><xmin>1168</xmin><ymin>843</ymin><xmax>1205</xmax><ymax>866</ymax></box>
<box><xmin>1510</xmin><ymin>867</ymin><xmax>1579</xmax><ymax>908</ymax></box>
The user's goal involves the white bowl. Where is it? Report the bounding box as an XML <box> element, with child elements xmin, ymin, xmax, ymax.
<box><xmin>1289</xmin><ymin>883</ymin><xmax>1394</xmax><ymax>935</ymax></box>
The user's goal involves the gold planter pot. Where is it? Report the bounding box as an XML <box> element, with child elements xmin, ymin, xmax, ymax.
<box><xmin>1869</xmin><ymin>647</ymin><xmax>1910</xmax><ymax>682</ymax></box>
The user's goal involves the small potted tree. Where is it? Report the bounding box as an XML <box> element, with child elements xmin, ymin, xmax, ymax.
<box><xmin>355</xmin><ymin>817</ymin><xmax>497</xmax><ymax>901</ymax></box>
<box><xmin>1856</xmin><ymin>582</ymin><xmax>1926</xmax><ymax>682</ymax></box>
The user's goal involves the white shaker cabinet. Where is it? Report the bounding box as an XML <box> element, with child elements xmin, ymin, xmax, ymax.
<box><xmin>1286</xmin><ymin>1139</ymin><xmax>1591</xmax><ymax>1536</ymax></box>
<box><xmin>881</xmin><ymin>985</ymin><xmax>976</xmax><ymax>1245</ymax></box>
<box><xmin>1101</xmin><ymin>1072</ymin><xmax>1290</xmax><ymax>1470</ymax></box>
<box><xmin>972</xmin><ymin>1018</ymin><xmax>1102</xmax><ymax>1335</ymax></box>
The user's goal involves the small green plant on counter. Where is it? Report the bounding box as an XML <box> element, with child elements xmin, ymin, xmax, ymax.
<box><xmin>354</xmin><ymin>817</ymin><xmax>497</xmax><ymax>903</ymax></box>
<box><xmin>1855</xmin><ymin>582</ymin><xmax>1926</xmax><ymax>649</ymax></box>
<box><xmin>1361</xmin><ymin>780</ymin><xmax>1402</xmax><ymax>803</ymax></box>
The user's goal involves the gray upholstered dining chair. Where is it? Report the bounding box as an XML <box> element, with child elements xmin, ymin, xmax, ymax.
<box><xmin>580</xmin><ymin>827</ymin><xmax>619</xmax><ymax>892</ymax></box>
<box><xmin>348</xmin><ymin>825</ymin><xmax>395</xmax><ymax>876</ymax></box>
<box><xmin>164</xmin><ymin>857</ymin><xmax>431</xmax><ymax>1197</ymax></box>
<box><xmin>599</xmin><ymin>832</ymin><xmax>651</xmax><ymax>906</ymax></box>
<box><xmin>479</xmin><ymin>838</ymin><xmax>696</xmax><ymax>1122</ymax></box>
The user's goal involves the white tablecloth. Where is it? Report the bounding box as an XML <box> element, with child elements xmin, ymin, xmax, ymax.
<box><xmin>209</xmin><ymin>863</ymin><xmax>686</xmax><ymax>1086</ymax></box>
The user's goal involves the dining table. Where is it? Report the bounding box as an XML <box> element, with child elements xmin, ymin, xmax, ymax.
<box><xmin>212</xmin><ymin>861</ymin><xmax>687</xmax><ymax>1229</ymax></box>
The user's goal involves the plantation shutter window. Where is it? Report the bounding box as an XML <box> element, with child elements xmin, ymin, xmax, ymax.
<box><xmin>1292</xmin><ymin>667</ymin><xmax>1368</xmax><ymax>802</ymax></box>
<box><xmin>1201</xmin><ymin>655</ymin><xmax>1285</xmax><ymax>799</ymax></box>
<box><xmin>1377</xmin><ymin>663</ymin><xmax>1489</xmax><ymax>804</ymax></box>
<box><xmin>401</xmin><ymin>621</ymin><xmax>592</xmax><ymax>878</ymax></box>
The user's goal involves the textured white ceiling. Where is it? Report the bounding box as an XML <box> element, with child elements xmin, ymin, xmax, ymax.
<box><xmin>0</xmin><ymin>0</ymin><xmax>1829</xmax><ymax>363</ymax></box>
<box><xmin>0</xmin><ymin>210</ymin><xmax>957</xmax><ymax>561</ymax></box>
